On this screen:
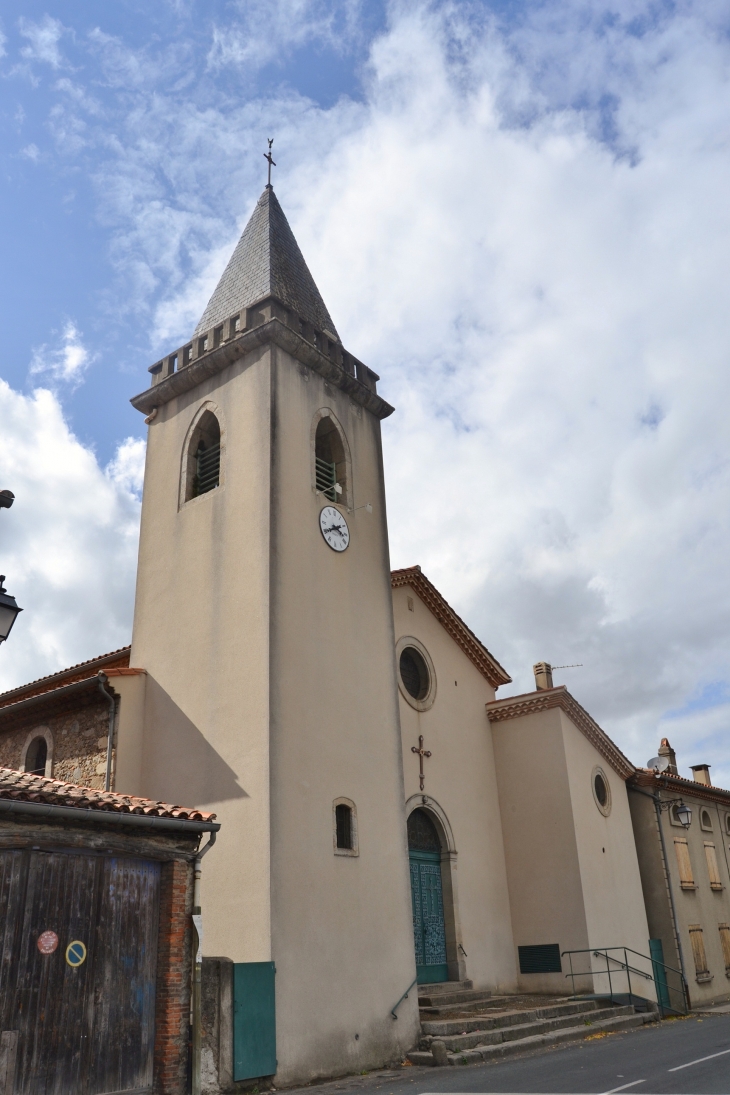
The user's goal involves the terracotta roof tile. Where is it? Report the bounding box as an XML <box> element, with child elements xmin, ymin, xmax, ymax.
<box><xmin>0</xmin><ymin>647</ymin><xmax>132</xmax><ymax>707</ymax></box>
<box><xmin>0</xmin><ymin>767</ymin><xmax>216</xmax><ymax>823</ymax></box>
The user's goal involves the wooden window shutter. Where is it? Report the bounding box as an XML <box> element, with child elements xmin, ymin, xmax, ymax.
<box><xmin>674</xmin><ymin>839</ymin><xmax>695</xmax><ymax>888</ymax></box>
<box><xmin>718</xmin><ymin>924</ymin><xmax>730</xmax><ymax>971</ymax></box>
<box><xmin>704</xmin><ymin>843</ymin><xmax>723</xmax><ymax>890</ymax></box>
<box><xmin>688</xmin><ymin>925</ymin><xmax>710</xmax><ymax>977</ymax></box>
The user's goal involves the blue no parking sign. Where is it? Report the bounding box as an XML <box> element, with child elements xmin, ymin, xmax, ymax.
<box><xmin>65</xmin><ymin>941</ymin><xmax>87</xmax><ymax>967</ymax></box>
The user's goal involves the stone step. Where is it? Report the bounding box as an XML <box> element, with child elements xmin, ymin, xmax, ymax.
<box><xmin>419</xmin><ymin>989</ymin><xmax>492</xmax><ymax>1010</ymax></box>
<box><xmin>424</xmin><ymin>1005</ymin><xmax>635</xmax><ymax>1053</ymax></box>
<box><xmin>422</xmin><ymin>997</ymin><xmax>601</xmax><ymax>1036</ymax></box>
<box><xmin>416</xmin><ymin>980</ymin><xmax>473</xmax><ymax>996</ymax></box>
<box><xmin>407</xmin><ymin>1010</ymin><xmax>654</xmax><ymax>1067</ymax></box>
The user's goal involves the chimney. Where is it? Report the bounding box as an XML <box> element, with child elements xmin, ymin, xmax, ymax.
<box><xmin>533</xmin><ymin>662</ymin><xmax>553</xmax><ymax>690</ymax></box>
<box><xmin>690</xmin><ymin>764</ymin><xmax>711</xmax><ymax>786</ymax></box>
<box><xmin>657</xmin><ymin>737</ymin><xmax>678</xmax><ymax>775</ymax></box>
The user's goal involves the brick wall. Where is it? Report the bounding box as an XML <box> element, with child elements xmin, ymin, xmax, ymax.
<box><xmin>155</xmin><ymin>857</ymin><xmax>194</xmax><ymax>1095</ymax></box>
<box><xmin>0</xmin><ymin>696</ymin><xmax>116</xmax><ymax>788</ymax></box>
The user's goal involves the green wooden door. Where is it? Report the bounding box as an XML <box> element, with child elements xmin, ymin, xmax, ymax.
<box><xmin>233</xmin><ymin>962</ymin><xmax>276</xmax><ymax>1081</ymax></box>
<box><xmin>409</xmin><ymin>850</ymin><xmax>448</xmax><ymax>984</ymax></box>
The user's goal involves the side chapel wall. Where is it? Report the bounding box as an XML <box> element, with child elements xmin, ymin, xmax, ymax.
<box><xmin>393</xmin><ymin>584</ymin><xmax>517</xmax><ymax>993</ymax></box>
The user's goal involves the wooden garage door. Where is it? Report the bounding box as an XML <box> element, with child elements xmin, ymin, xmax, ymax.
<box><xmin>0</xmin><ymin>848</ymin><xmax>160</xmax><ymax>1095</ymax></box>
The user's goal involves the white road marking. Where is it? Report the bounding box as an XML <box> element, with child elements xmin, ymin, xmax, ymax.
<box><xmin>668</xmin><ymin>1046</ymin><xmax>730</xmax><ymax>1071</ymax></box>
<box><xmin>601</xmin><ymin>1081</ymin><xmax>645</xmax><ymax>1093</ymax></box>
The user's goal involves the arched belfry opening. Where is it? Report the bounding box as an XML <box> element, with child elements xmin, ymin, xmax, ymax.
<box><xmin>183</xmin><ymin>409</ymin><xmax>221</xmax><ymax>502</ymax></box>
<box><xmin>314</xmin><ymin>413</ymin><xmax>348</xmax><ymax>505</ymax></box>
<box><xmin>408</xmin><ymin>808</ymin><xmax>449</xmax><ymax>984</ymax></box>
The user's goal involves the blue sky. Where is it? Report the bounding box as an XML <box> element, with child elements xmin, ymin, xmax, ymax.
<box><xmin>1</xmin><ymin>0</ymin><xmax>730</xmax><ymax>783</ymax></box>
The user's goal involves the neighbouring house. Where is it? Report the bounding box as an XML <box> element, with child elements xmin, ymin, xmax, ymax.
<box><xmin>629</xmin><ymin>739</ymin><xmax>730</xmax><ymax>1009</ymax></box>
<box><xmin>0</xmin><ymin>766</ymin><xmax>218</xmax><ymax>1095</ymax></box>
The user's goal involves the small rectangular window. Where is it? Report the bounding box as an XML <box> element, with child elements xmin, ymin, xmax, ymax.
<box><xmin>674</xmin><ymin>839</ymin><xmax>695</xmax><ymax>888</ymax></box>
<box><xmin>335</xmin><ymin>804</ymin><xmax>352</xmax><ymax>850</ymax></box>
<box><xmin>704</xmin><ymin>843</ymin><xmax>723</xmax><ymax>890</ymax></box>
<box><xmin>518</xmin><ymin>944</ymin><xmax>561</xmax><ymax>974</ymax></box>
<box><xmin>688</xmin><ymin>925</ymin><xmax>710</xmax><ymax>978</ymax></box>
<box><xmin>718</xmin><ymin>924</ymin><xmax>730</xmax><ymax>972</ymax></box>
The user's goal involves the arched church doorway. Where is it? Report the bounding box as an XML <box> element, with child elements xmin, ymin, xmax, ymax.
<box><xmin>408</xmin><ymin>808</ymin><xmax>448</xmax><ymax>984</ymax></box>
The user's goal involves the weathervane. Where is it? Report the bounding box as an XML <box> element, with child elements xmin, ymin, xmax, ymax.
<box><xmin>264</xmin><ymin>138</ymin><xmax>276</xmax><ymax>188</ymax></box>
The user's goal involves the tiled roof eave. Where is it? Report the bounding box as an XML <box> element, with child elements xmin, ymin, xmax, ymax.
<box><xmin>486</xmin><ymin>686</ymin><xmax>635</xmax><ymax>780</ymax></box>
<box><xmin>391</xmin><ymin>567</ymin><xmax>511</xmax><ymax>688</ymax></box>
<box><xmin>0</xmin><ymin>767</ymin><xmax>218</xmax><ymax>826</ymax></box>
<box><xmin>630</xmin><ymin>768</ymin><xmax>730</xmax><ymax>804</ymax></box>
<box><xmin>0</xmin><ymin>647</ymin><xmax>131</xmax><ymax>707</ymax></box>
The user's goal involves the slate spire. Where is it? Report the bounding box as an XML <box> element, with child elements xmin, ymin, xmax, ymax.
<box><xmin>194</xmin><ymin>187</ymin><xmax>339</xmax><ymax>340</ymax></box>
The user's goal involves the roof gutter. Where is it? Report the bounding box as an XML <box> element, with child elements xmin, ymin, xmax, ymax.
<box><xmin>0</xmin><ymin>796</ymin><xmax>220</xmax><ymax>834</ymax></box>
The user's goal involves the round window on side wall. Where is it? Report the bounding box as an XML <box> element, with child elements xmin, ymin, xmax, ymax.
<box><xmin>395</xmin><ymin>637</ymin><xmax>437</xmax><ymax>712</ymax></box>
<box><xmin>592</xmin><ymin>766</ymin><xmax>611</xmax><ymax>817</ymax></box>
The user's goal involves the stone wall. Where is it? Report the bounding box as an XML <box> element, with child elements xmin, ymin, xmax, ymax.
<box><xmin>0</xmin><ymin>696</ymin><xmax>117</xmax><ymax>789</ymax></box>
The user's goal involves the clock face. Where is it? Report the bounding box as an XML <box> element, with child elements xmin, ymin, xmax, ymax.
<box><xmin>319</xmin><ymin>506</ymin><xmax>350</xmax><ymax>552</ymax></box>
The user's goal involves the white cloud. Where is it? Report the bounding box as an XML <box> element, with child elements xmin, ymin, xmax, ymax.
<box><xmin>19</xmin><ymin>15</ymin><xmax>66</xmax><ymax>68</ymax></box>
<box><xmin>0</xmin><ymin>381</ymin><xmax>140</xmax><ymax>692</ymax></box>
<box><xmin>106</xmin><ymin>437</ymin><xmax>146</xmax><ymax>499</ymax></box>
<box><xmin>29</xmin><ymin>321</ymin><xmax>92</xmax><ymax>386</ymax></box>
<box><xmin>207</xmin><ymin>0</ymin><xmax>363</xmax><ymax>73</ymax></box>
<box><xmin>7</xmin><ymin>0</ymin><xmax>730</xmax><ymax>785</ymax></box>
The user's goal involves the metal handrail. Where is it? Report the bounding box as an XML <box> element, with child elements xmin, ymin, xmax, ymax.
<box><xmin>561</xmin><ymin>945</ymin><xmax>688</xmax><ymax>1017</ymax></box>
<box><xmin>391</xmin><ymin>977</ymin><xmax>418</xmax><ymax>1020</ymax></box>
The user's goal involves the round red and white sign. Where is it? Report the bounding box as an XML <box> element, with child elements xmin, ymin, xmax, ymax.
<box><xmin>37</xmin><ymin>930</ymin><xmax>59</xmax><ymax>955</ymax></box>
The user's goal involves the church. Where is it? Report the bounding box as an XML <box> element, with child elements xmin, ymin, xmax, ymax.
<box><xmin>2</xmin><ymin>178</ymin><xmax>730</xmax><ymax>1094</ymax></box>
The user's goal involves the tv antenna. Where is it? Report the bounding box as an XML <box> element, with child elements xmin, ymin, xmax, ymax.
<box><xmin>646</xmin><ymin>755</ymin><xmax>670</xmax><ymax>773</ymax></box>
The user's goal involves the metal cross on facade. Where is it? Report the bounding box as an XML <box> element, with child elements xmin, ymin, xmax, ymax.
<box><xmin>411</xmin><ymin>735</ymin><xmax>432</xmax><ymax>792</ymax></box>
<box><xmin>264</xmin><ymin>138</ymin><xmax>276</xmax><ymax>187</ymax></box>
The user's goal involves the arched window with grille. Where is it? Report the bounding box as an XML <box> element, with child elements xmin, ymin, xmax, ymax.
<box><xmin>314</xmin><ymin>413</ymin><xmax>349</xmax><ymax>506</ymax></box>
<box><xmin>183</xmin><ymin>408</ymin><xmax>221</xmax><ymax>503</ymax></box>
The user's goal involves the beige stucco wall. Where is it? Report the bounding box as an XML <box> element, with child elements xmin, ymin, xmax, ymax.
<box><xmin>112</xmin><ymin>672</ymin><xmax>146</xmax><ymax>792</ymax></box>
<box><xmin>129</xmin><ymin>341</ymin><xmax>419</xmax><ymax>1085</ymax></box>
<box><xmin>560</xmin><ymin>715</ymin><xmax>655</xmax><ymax>1002</ymax></box>
<box><xmin>393</xmin><ymin>585</ymin><xmax>517</xmax><ymax>994</ymax></box>
<box><xmin>491</xmin><ymin>706</ymin><xmax>589</xmax><ymax>994</ymax></box>
<box><xmin>268</xmin><ymin>348</ymin><xmax>419</xmax><ymax>1083</ymax></box>
<box><xmin>130</xmin><ymin>345</ymin><xmax>273</xmax><ymax>967</ymax></box>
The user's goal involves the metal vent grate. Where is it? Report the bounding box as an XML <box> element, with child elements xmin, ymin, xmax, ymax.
<box><xmin>315</xmin><ymin>456</ymin><xmax>336</xmax><ymax>500</ymax></box>
<box><xmin>518</xmin><ymin>943</ymin><xmax>562</xmax><ymax>974</ymax></box>
<box><xmin>195</xmin><ymin>442</ymin><xmax>220</xmax><ymax>496</ymax></box>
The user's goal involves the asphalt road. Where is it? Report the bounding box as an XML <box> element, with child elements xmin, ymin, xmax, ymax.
<box><xmin>285</xmin><ymin>1016</ymin><xmax>730</xmax><ymax>1095</ymax></box>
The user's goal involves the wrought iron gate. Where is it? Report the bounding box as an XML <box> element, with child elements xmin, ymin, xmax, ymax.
<box><xmin>0</xmin><ymin>848</ymin><xmax>160</xmax><ymax>1095</ymax></box>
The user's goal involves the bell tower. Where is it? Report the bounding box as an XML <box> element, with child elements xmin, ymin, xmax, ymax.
<box><xmin>128</xmin><ymin>183</ymin><xmax>419</xmax><ymax>1082</ymax></box>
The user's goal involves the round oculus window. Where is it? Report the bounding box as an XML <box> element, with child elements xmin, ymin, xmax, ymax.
<box><xmin>594</xmin><ymin>772</ymin><xmax>608</xmax><ymax>807</ymax></box>
<box><xmin>592</xmin><ymin>768</ymin><xmax>611</xmax><ymax>816</ymax></box>
<box><xmin>399</xmin><ymin>647</ymin><xmax>430</xmax><ymax>701</ymax></box>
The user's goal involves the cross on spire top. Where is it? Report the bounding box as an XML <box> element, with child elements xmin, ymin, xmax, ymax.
<box><xmin>264</xmin><ymin>138</ymin><xmax>276</xmax><ymax>188</ymax></box>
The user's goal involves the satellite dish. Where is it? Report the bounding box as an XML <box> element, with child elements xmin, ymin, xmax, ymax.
<box><xmin>647</xmin><ymin>755</ymin><xmax>670</xmax><ymax>773</ymax></box>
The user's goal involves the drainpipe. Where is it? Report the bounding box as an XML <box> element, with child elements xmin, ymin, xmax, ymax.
<box><xmin>630</xmin><ymin>785</ymin><xmax>689</xmax><ymax>1007</ymax></box>
<box><xmin>192</xmin><ymin>831</ymin><xmax>217</xmax><ymax>1095</ymax></box>
<box><xmin>97</xmin><ymin>672</ymin><xmax>116</xmax><ymax>792</ymax></box>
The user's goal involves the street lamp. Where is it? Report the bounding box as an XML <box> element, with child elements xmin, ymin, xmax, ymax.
<box><xmin>0</xmin><ymin>576</ymin><xmax>22</xmax><ymax>643</ymax></box>
<box><xmin>674</xmin><ymin>801</ymin><xmax>692</xmax><ymax>829</ymax></box>
<box><xmin>0</xmin><ymin>491</ymin><xmax>14</xmax><ymax>509</ymax></box>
